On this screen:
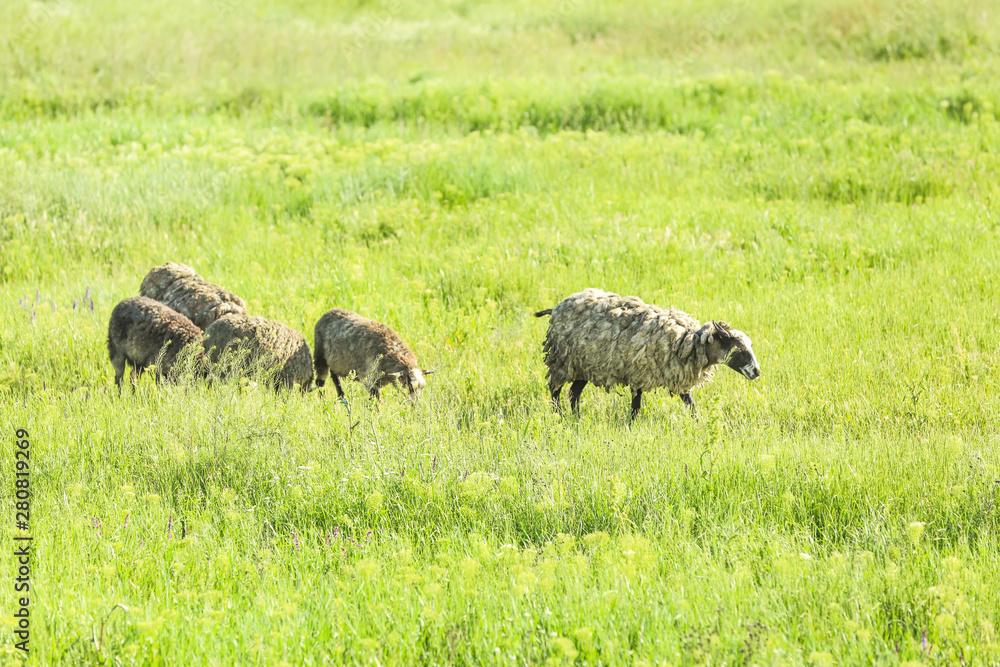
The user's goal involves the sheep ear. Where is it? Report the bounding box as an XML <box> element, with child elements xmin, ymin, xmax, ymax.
<box><xmin>700</xmin><ymin>321</ymin><xmax>731</xmax><ymax>345</ymax></box>
<box><xmin>422</xmin><ymin>369</ymin><xmax>435</xmax><ymax>376</ymax></box>
<box><xmin>387</xmin><ymin>371</ymin><xmax>404</xmax><ymax>379</ymax></box>
<box><xmin>714</xmin><ymin>321</ymin><xmax>734</xmax><ymax>342</ymax></box>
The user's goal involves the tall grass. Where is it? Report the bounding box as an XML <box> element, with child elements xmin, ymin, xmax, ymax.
<box><xmin>1</xmin><ymin>0</ymin><xmax>999</xmax><ymax>664</ymax></box>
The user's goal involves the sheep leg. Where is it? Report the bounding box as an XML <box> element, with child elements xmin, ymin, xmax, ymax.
<box><xmin>549</xmin><ymin>384</ymin><xmax>563</xmax><ymax>411</ymax></box>
<box><xmin>111</xmin><ymin>353</ymin><xmax>126</xmax><ymax>394</ymax></box>
<box><xmin>369</xmin><ymin>386</ymin><xmax>381</xmax><ymax>401</ymax></box>
<box><xmin>568</xmin><ymin>380</ymin><xmax>587</xmax><ymax>416</ymax></box>
<box><xmin>331</xmin><ymin>375</ymin><xmax>346</xmax><ymax>399</ymax></box>
<box><xmin>314</xmin><ymin>352</ymin><xmax>329</xmax><ymax>388</ymax></box>
<box><xmin>129</xmin><ymin>363</ymin><xmax>140</xmax><ymax>393</ymax></box>
<box><xmin>681</xmin><ymin>393</ymin><xmax>699</xmax><ymax>418</ymax></box>
<box><xmin>629</xmin><ymin>389</ymin><xmax>643</xmax><ymax>423</ymax></box>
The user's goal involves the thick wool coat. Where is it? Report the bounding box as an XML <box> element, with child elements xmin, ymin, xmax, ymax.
<box><xmin>203</xmin><ymin>314</ymin><xmax>313</xmax><ymax>390</ymax></box>
<box><xmin>313</xmin><ymin>308</ymin><xmax>426</xmax><ymax>393</ymax></box>
<box><xmin>140</xmin><ymin>262</ymin><xmax>247</xmax><ymax>329</ymax></box>
<box><xmin>107</xmin><ymin>296</ymin><xmax>203</xmax><ymax>384</ymax></box>
<box><xmin>541</xmin><ymin>289</ymin><xmax>725</xmax><ymax>395</ymax></box>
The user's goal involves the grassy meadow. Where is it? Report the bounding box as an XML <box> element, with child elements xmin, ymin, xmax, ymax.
<box><xmin>2</xmin><ymin>0</ymin><xmax>1000</xmax><ymax>663</ymax></box>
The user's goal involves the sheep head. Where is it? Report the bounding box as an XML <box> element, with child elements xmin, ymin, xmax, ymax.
<box><xmin>387</xmin><ymin>368</ymin><xmax>432</xmax><ymax>402</ymax></box>
<box><xmin>700</xmin><ymin>321</ymin><xmax>760</xmax><ymax>380</ymax></box>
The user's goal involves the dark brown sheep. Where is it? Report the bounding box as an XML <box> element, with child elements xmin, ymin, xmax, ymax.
<box><xmin>107</xmin><ymin>296</ymin><xmax>205</xmax><ymax>391</ymax></box>
<box><xmin>313</xmin><ymin>308</ymin><xmax>432</xmax><ymax>401</ymax></box>
<box><xmin>202</xmin><ymin>314</ymin><xmax>313</xmax><ymax>392</ymax></box>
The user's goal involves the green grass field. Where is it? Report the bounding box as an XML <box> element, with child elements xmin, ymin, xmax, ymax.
<box><xmin>2</xmin><ymin>0</ymin><xmax>1000</xmax><ymax>663</ymax></box>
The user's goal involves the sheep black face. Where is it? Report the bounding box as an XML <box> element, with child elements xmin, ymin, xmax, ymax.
<box><xmin>716</xmin><ymin>325</ymin><xmax>760</xmax><ymax>380</ymax></box>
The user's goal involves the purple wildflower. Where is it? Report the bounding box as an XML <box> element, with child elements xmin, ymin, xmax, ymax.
<box><xmin>124</xmin><ymin>513</ymin><xmax>130</xmax><ymax>530</ymax></box>
<box><xmin>325</xmin><ymin>532</ymin><xmax>331</xmax><ymax>547</ymax></box>
<box><xmin>333</xmin><ymin>526</ymin><xmax>339</xmax><ymax>539</ymax></box>
<box><xmin>922</xmin><ymin>629</ymin><xmax>927</xmax><ymax>652</ymax></box>
<box><xmin>73</xmin><ymin>299</ymin><xmax>79</xmax><ymax>311</ymax></box>
<box><xmin>401</xmin><ymin>466</ymin><xmax>406</xmax><ymax>479</ymax></box>
<box><xmin>365</xmin><ymin>530</ymin><xmax>372</xmax><ymax>544</ymax></box>
<box><xmin>292</xmin><ymin>531</ymin><xmax>300</xmax><ymax>551</ymax></box>
<box><xmin>85</xmin><ymin>287</ymin><xmax>90</xmax><ymax>301</ymax></box>
<box><xmin>35</xmin><ymin>289</ymin><xmax>40</xmax><ymax>303</ymax></box>
<box><xmin>432</xmin><ymin>455</ymin><xmax>437</xmax><ymax>473</ymax></box>
<box><xmin>167</xmin><ymin>514</ymin><xmax>173</xmax><ymax>538</ymax></box>
<box><xmin>30</xmin><ymin>310</ymin><xmax>36</xmax><ymax>323</ymax></box>
<box><xmin>90</xmin><ymin>299</ymin><xmax>94</xmax><ymax>312</ymax></box>
<box><xmin>341</xmin><ymin>546</ymin><xmax>348</xmax><ymax>557</ymax></box>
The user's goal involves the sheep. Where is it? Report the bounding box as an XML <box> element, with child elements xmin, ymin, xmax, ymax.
<box><xmin>313</xmin><ymin>308</ymin><xmax>432</xmax><ymax>402</ymax></box>
<box><xmin>139</xmin><ymin>262</ymin><xmax>247</xmax><ymax>329</ymax></box>
<box><xmin>534</xmin><ymin>288</ymin><xmax>760</xmax><ymax>421</ymax></box>
<box><xmin>202</xmin><ymin>314</ymin><xmax>313</xmax><ymax>391</ymax></box>
<box><xmin>107</xmin><ymin>296</ymin><xmax>206</xmax><ymax>391</ymax></box>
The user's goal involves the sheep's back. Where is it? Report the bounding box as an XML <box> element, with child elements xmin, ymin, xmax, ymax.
<box><xmin>140</xmin><ymin>262</ymin><xmax>247</xmax><ymax>328</ymax></box>
<box><xmin>203</xmin><ymin>315</ymin><xmax>301</xmax><ymax>361</ymax></box>
<box><xmin>138</xmin><ymin>263</ymin><xmax>192</xmax><ymax>293</ymax></box>
<box><xmin>203</xmin><ymin>314</ymin><xmax>312</xmax><ymax>387</ymax></box>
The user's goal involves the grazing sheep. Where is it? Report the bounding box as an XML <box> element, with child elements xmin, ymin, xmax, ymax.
<box><xmin>107</xmin><ymin>296</ymin><xmax>205</xmax><ymax>391</ymax></box>
<box><xmin>140</xmin><ymin>262</ymin><xmax>247</xmax><ymax>329</ymax></box>
<box><xmin>313</xmin><ymin>308</ymin><xmax>432</xmax><ymax>402</ymax></box>
<box><xmin>202</xmin><ymin>314</ymin><xmax>313</xmax><ymax>391</ymax></box>
<box><xmin>535</xmin><ymin>288</ymin><xmax>760</xmax><ymax>421</ymax></box>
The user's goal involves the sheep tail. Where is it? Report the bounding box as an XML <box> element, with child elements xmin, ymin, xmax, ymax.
<box><xmin>534</xmin><ymin>309</ymin><xmax>553</xmax><ymax>318</ymax></box>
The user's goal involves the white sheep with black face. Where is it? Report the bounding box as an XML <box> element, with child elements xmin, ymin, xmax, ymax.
<box><xmin>535</xmin><ymin>288</ymin><xmax>760</xmax><ymax>421</ymax></box>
